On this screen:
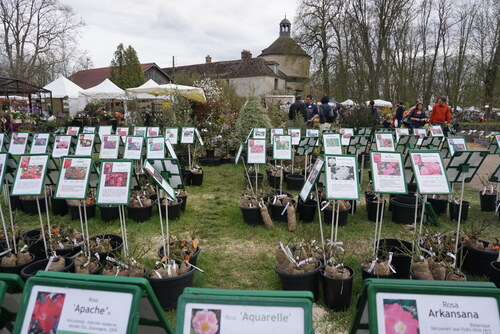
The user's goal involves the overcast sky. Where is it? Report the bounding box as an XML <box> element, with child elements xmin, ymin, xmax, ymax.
<box><xmin>62</xmin><ymin>0</ymin><xmax>298</xmax><ymax>69</ymax></box>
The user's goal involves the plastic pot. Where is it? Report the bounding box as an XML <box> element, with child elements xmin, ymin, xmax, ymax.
<box><xmin>460</xmin><ymin>240</ymin><xmax>498</xmax><ymax>277</ymax></box>
<box><xmin>9</xmin><ymin>195</ymin><xmax>23</xmax><ymax>211</ymax></box>
<box><xmin>20</xmin><ymin>257</ymin><xmax>74</xmax><ymax>280</ymax></box>
<box><xmin>0</xmin><ymin>236</ymin><xmax>20</xmax><ymax>252</ymax></box>
<box><xmin>0</xmin><ymin>252</ymin><xmax>35</xmax><ymax>275</ymax></box>
<box><xmin>366</xmin><ymin>199</ymin><xmax>385</xmax><ymax>222</ymax></box>
<box><xmin>20</xmin><ymin>197</ymin><xmax>46</xmax><ymax>215</ymax></box>
<box><xmin>127</xmin><ymin>204</ymin><xmax>153</xmax><ymax>222</ymax></box>
<box><xmin>321</xmin><ymin>266</ymin><xmax>354</xmax><ymax>311</ymax></box>
<box><xmin>68</xmin><ymin>203</ymin><xmax>96</xmax><ymax>221</ymax></box>
<box><xmin>268</xmin><ymin>174</ymin><xmax>281</xmax><ymax>188</ymax></box>
<box><xmin>99</xmin><ymin>205</ymin><xmax>120</xmax><ymax>222</ymax></box>
<box><xmin>148</xmin><ymin>266</ymin><xmax>195</xmax><ymax>310</ymax></box>
<box><xmin>297</xmin><ymin>199</ymin><xmax>317</xmax><ymax>223</ymax></box>
<box><xmin>245</xmin><ymin>171</ymin><xmax>264</xmax><ymax>183</ymax></box>
<box><xmin>89</xmin><ymin>234</ymin><xmax>123</xmax><ymax>261</ymax></box>
<box><xmin>275</xmin><ymin>265</ymin><xmax>321</xmax><ymax>301</ymax></box>
<box><xmin>285</xmin><ymin>174</ymin><xmax>305</xmax><ymax>191</ymax></box>
<box><xmin>181</xmin><ymin>169</ymin><xmax>191</xmax><ymax>186</ymax></box>
<box><xmin>490</xmin><ymin>261</ymin><xmax>500</xmax><ymax>288</ymax></box>
<box><xmin>205</xmin><ymin>149</ymin><xmax>215</xmax><ymax>158</ymax></box>
<box><xmin>21</xmin><ymin>229</ymin><xmax>47</xmax><ymax>261</ymax></box>
<box><xmin>360</xmin><ymin>265</ymin><xmax>393</xmax><ymax>280</ymax></box>
<box><xmin>51</xmin><ymin>197</ymin><xmax>68</xmax><ymax>216</ymax></box>
<box><xmin>160</xmin><ymin>198</ymin><xmax>183</xmax><ymax>221</ymax></box>
<box><xmin>479</xmin><ymin>191</ymin><xmax>497</xmax><ymax>212</ymax></box>
<box><xmin>376</xmin><ymin>238</ymin><xmax>412</xmax><ymax>279</ymax></box>
<box><xmin>323</xmin><ymin>207</ymin><xmax>349</xmax><ymax>227</ymax></box>
<box><xmin>178</xmin><ymin>195</ymin><xmax>187</xmax><ymax>212</ymax></box>
<box><xmin>240</xmin><ymin>206</ymin><xmax>264</xmax><ymax>226</ymax></box>
<box><xmin>449</xmin><ymin>201</ymin><xmax>469</xmax><ymax>222</ymax></box>
<box><xmin>427</xmin><ymin>197</ymin><xmax>448</xmax><ymax>215</ymax></box>
<box><xmin>391</xmin><ymin>198</ymin><xmax>421</xmax><ymax>224</ymax></box>
<box><xmin>365</xmin><ymin>192</ymin><xmax>376</xmax><ymax>204</ymax></box>
<box><xmin>268</xmin><ymin>200</ymin><xmax>296</xmax><ymax>222</ymax></box>
<box><xmin>158</xmin><ymin>246</ymin><xmax>201</xmax><ymax>266</ymax></box>
<box><xmin>50</xmin><ymin>244</ymin><xmax>82</xmax><ymax>257</ymax></box>
<box><xmin>190</xmin><ymin>171</ymin><xmax>203</xmax><ymax>186</ymax></box>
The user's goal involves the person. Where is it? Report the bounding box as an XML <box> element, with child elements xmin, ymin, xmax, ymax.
<box><xmin>430</xmin><ymin>96</ymin><xmax>451</xmax><ymax>135</ymax></box>
<box><xmin>394</xmin><ymin>101</ymin><xmax>405</xmax><ymax>128</ymax></box>
<box><xmin>288</xmin><ymin>95</ymin><xmax>307</xmax><ymax>122</ymax></box>
<box><xmin>383</xmin><ymin>114</ymin><xmax>392</xmax><ymax>128</ymax></box>
<box><xmin>409</xmin><ymin>102</ymin><xmax>427</xmax><ymax>129</ymax></box>
<box><xmin>305</xmin><ymin>95</ymin><xmax>319</xmax><ymax>126</ymax></box>
<box><xmin>369</xmin><ymin>100</ymin><xmax>381</xmax><ymax>125</ymax></box>
<box><xmin>318</xmin><ymin>96</ymin><xmax>336</xmax><ymax>131</ymax></box>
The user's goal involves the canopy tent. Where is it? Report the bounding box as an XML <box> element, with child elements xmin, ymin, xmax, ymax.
<box><xmin>81</xmin><ymin>78</ymin><xmax>126</xmax><ymax>99</ymax></box>
<box><xmin>0</xmin><ymin>77</ymin><xmax>52</xmax><ymax>113</ymax></box>
<box><xmin>43</xmin><ymin>76</ymin><xmax>83</xmax><ymax>116</ymax></box>
<box><xmin>340</xmin><ymin>99</ymin><xmax>356</xmax><ymax>107</ymax></box>
<box><xmin>126</xmin><ymin>83</ymin><xmax>206</xmax><ymax>103</ymax></box>
<box><xmin>366</xmin><ymin>99</ymin><xmax>393</xmax><ymax>108</ymax></box>
<box><xmin>127</xmin><ymin>79</ymin><xmax>169</xmax><ymax>100</ymax></box>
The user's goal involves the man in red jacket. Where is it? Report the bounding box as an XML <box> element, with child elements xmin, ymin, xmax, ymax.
<box><xmin>430</xmin><ymin>96</ymin><xmax>451</xmax><ymax>136</ymax></box>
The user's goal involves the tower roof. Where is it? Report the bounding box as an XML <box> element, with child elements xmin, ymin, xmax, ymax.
<box><xmin>259</xmin><ymin>36</ymin><xmax>310</xmax><ymax>58</ymax></box>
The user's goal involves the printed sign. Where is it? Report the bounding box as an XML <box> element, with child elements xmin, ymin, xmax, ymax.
<box><xmin>270</xmin><ymin>128</ymin><xmax>284</xmax><ymax>141</ymax></box>
<box><xmin>98</xmin><ymin>126</ymin><xmax>113</xmax><ymax>135</ymax></box>
<box><xmin>194</xmin><ymin>128</ymin><xmax>204</xmax><ymax>145</ymax></box>
<box><xmin>0</xmin><ymin>133</ymin><xmax>5</xmax><ymax>151</ymax></box>
<box><xmin>147</xmin><ymin>127</ymin><xmax>160</xmax><ymax>137</ymax></box>
<box><xmin>123</xmin><ymin>136</ymin><xmax>144</xmax><ymax>160</ymax></box>
<box><xmin>429</xmin><ymin>125</ymin><xmax>444</xmax><ymax>137</ymax></box>
<box><xmin>164</xmin><ymin>127</ymin><xmax>179</xmax><ymax>145</ymax></box>
<box><xmin>116</xmin><ymin>127</ymin><xmax>130</xmax><ymax>141</ymax></box>
<box><xmin>144</xmin><ymin>160</ymin><xmax>176</xmax><ymax>200</ymax></box>
<box><xmin>134</xmin><ymin>126</ymin><xmax>147</xmax><ymax>137</ymax></box>
<box><xmin>74</xmin><ymin>134</ymin><xmax>95</xmax><ymax>156</ymax></box>
<box><xmin>413</xmin><ymin>128</ymin><xmax>427</xmax><ymax>146</ymax></box>
<box><xmin>376</xmin><ymin>293</ymin><xmax>499</xmax><ymax>334</ymax></box>
<box><xmin>447</xmin><ymin>137</ymin><xmax>467</xmax><ymax>157</ymax></box>
<box><xmin>247</xmin><ymin>139</ymin><xmax>266</xmax><ymax>164</ymax></box>
<box><xmin>370</xmin><ymin>152</ymin><xmax>406</xmax><ymax>194</ymax></box>
<box><xmin>52</xmin><ymin>136</ymin><xmax>72</xmax><ymax>158</ymax></box>
<box><xmin>11</xmin><ymin>155</ymin><xmax>49</xmax><ymax>196</ymax></box>
<box><xmin>54</xmin><ymin>157</ymin><xmax>92</xmax><ymax>199</ymax></box>
<box><xmin>299</xmin><ymin>157</ymin><xmax>324</xmax><ymax>202</ymax></box>
<box><xmin>181</xmin><ymin>127</ymin><xmax>195</xmax><ymax>144</ymax></box>
<box><xmin>287</xmin><ymin>128</ymin><xmax>301</xmax><ymax>146</ymax></box>
<box><xmin>30</xmin><ymin>133</ymin><xmax>50</xmax><ymax>154</ymax></box>
<box><xmin>147</xmin><ymin>137</ymin><xmax>165</xmax><ymax>159</ymax></box>
<box><xmin>340</xmin><ymin>128</ymin><xmax>354</xmax><ymax>146</ymax></box>
<box><xmin>0</xmin><ymin>153</ymin><xmax>8</xmax><ymax>190</ymax></box>
<box><xmin>20</xmin><ymin>285</ymin><xmax>133</xmax><ymax>334</ymax></box>
<box><xmin>82</xmin><ymin>126</ymin><xmax>96</xmax><ymax>134</ymax></box>
<box><xmin>253</xmin><ymin>128</ymin><xmax>266</xmax><ymax>140</ymax></box>
<box><xmin>409</xmin><ymin>151</ymin><xmax>451</xmax><ymax>194</ymax></box>
<box><xmin>395</xmin><ymin>128</ymin><xmax>409</xmax><ymax>142</ymax></box>
<box><xmin>322</xmin><ymin>133</ymin><xmax>342</xmax><ymax>155</ymax></box>
<box><xmin>66</xmin><ymin>126</ymin><xmax>80</xmax><ymax>136</ymax></box>
<box><xmin>324</xmin><ymin>155</ymin><xmax>360</xmax><ymax>200</ymax></box>
<box><xmin>9</xmin><ymin>132</ymin><xmax>29</xmax><ymax>155</ymax></box>
<box><xmin>306</xmin><ymin>129</ymin><xmax>319</xmax><ymax>138</ymax></box>
<box><xmin>97</xmin><ymin>160</ymin><xmax>133</xmax><ymax>205</ymax></box>
<box><xmin>273</xmin><ymin>135</ymin><xmax>292</xmax><ymax>160</ymax></box>
<box><xmin>100</xmin><ymin>135</ymin><xmax>120</xmax><ymax>159</ymax></box>
<box><xmin>375</xmin><ymin>133</ymin><xmax>395</xmax><ymax>152</ymax></box>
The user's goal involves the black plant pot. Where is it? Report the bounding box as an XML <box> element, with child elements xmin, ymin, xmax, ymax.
<box><xmin>20</xmin><ymin>257</ymin><xmax>74</xmax><ymax>281</ymax></box>
<box><xmin>21</xmin><ymin>229</ymin><xmax>47</xmax><ymax>261</ymax></box>
<box><xmin>365</xmin><ymin>192</ymin><xmax>376</xmax><ymax>204</ymax></box>
<box><xmin>0</xmin><ymin>236</ymin><xmax>20</xmax><ymax>252</ymax></box>
<box><xmin>158</xmin><ymin>246</ymin><xmax>201</xmax><ymax>266</ymax></box>
<box><xmin>51</xmin><ymin>244</ymin><xmax>82</xmax><ymax>257</ymax></box>
<box><xmin>449</xmin><ymin>201</ymin><xmax>469</xmax><ymax>222</ymax></box>
<box><xmin>20</xmin><ymin>197</ymin><xmax>46</xmax><ymax>215</ymax></box>
<box><xmin>99</xmin><ymin>205</ymin><xmax>120</xmax><ymax>222</ymax></box>
<box><xmin>297</xmin><ymin>199</ymin><xmax>317</xmax><ymax>223</ymax></box>
<box><xmin>89</xmin><ymin>234</ymin><xmax>123</xmax><ymax>261</ymax></box>
<box><xmin>178</xmin><ymin>195</ymin><xmax>187</xmax><ymax>212</ymax></box>
<box><xmin>285</xmin><ymin>174</ymin><xmax>305</xmax><ymax>191</ymax></box>
<box><xmin>267</xmin><ymin>174</ymin><xmax>282</xmax><ymax>188</ymax></box>
<box><xmin>321</xmin><ymin>266</ymin><xmax>354</xmax><ymax>311</ymax></box>
<box><xmin>347</xmin><ymin>200</ymin><xmax>357</xmax><ymax>214</ymax></box>
<box><xmin>360</xmin><ymin>265</ymin><xmax>393</xmax><ymax>280</ymax></box>
<box><xmin>181</xmin><ymin>169</ymin><xmax>191</xmax><ymax>186</ymax></box>
<box><xmin>268</xmin><ymin>200</ymin><xmax>296</xmax><ymax>222</ymax></box>
<box><xmin>9</xmin><ymin>195</ymin><xmax>23</xmax><ymax>211</ymax></box>
<box><xmin>391</xmin><ymin>198</ymin><xmax>421</xmax><ymax>224</ymax></box>
<box><xmin>367</xmin><ymin>199</ymin><xmax>386</xmax><ymax>222</ymax></box>
<box><xmin>479</xmin><ymin>191</ymin><xmax>497</xmax><ymax>212</ymax></box>
<box><xmin>323</xmin><ymin>207</ymin><xmax>349</xmax><ymax>227</ymax></box>
<box><xmin>245</xmin><ymin>172</ymin><xmax>264</xmax><ymax>187</ymax></box>
<box><xmin>127</xmin><ymin>204</ymin><xmax>153</xmax><ymax>222</ymax></box>
<box><xmin>376</xmin><ymin>238</ymin><xmax>412</xmax><ymax>279</ymax></box>
<box><xmin>240</xmin><ymin>206</ymin><xmax>264</xmax><ymax>226</ymax></box>
<box><xmin>148</xmin><ymin>266</ymin><xmax>195</xmax><ymax>310</ymax></box>
<box><xmin>427</xmin><ymin>197</ymin><xmax>448</xmax><ymax>215</ymax></box>
<box><xmin>190</xmin><ymin>172</ymin><xmax>203</xmax><ymax>186</ymax></box>
<box><xmin>490</xmin><ymin>261</ymin><xmax>500</xmax><ymax>288</ymax></box>
<box><xmin>160</xmin><ymin>198</ymin><xmax>183</xmax><ymax>221</ymax></box>
<box><xmin>68</xmin><ymin>203</ymin><xmax>96</xmax><ymax>221</ymax></box>
<box><xmin>275</xmin><ymin>265</ymin><xmax>321</xmax><ymax>301</ymax></box>
<box><xmin>51</xmin><ymin>197</ymin><xmax>68</xmax><ymax>216</ymax></box>
<box><xmin>0</xmin><ymin>252</ymin><xmax>35</xmax><ymax>275</ymax></box>
<box><xmin>205</xmin><ymin>149</ymin><xmax>215</xmax><ymax>158</ymax></box>
<box><xmin>461</xmin><ymin>240</ymin><xmax>498</xmax><ymax>277</ymax></box>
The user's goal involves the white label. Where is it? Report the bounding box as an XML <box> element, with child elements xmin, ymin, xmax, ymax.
<box><xmin>20</xmin><ymin>285</ymin><xmax>133</xmax><ymax>334</ymax></box>
<box><xmin>134</xmin><ymin>126</ymin><xmax>147</xmax><ymax>137</ymax></box>
<box><xmin>0</xmin><ymin>153</ymin><xmax>7</xmax><ymax>184</ymax></box>
<box><xmin>287</xmin><ymin>129</ymin><xmax>301</xmax><ymax>146</ymax></box>
<box><xmin>429</xmin><ymin>125</ymin><xmax>444</xmax><ymax>137</ymax></box>
<box><xmin>371</xmin><ymin>152</ymin><xmax>406</xmax><ymax>193</ymax></box>
<box><xmin>147</xmin><ymin>137</ymin><xmax>165</xmax><ymax>159</ymax></box>
<box><xmin>83</xmin><ymin>126</ymin><xmax>96</xmax><ymax>134</ymax></box>
<box><xmin>98</xmin><ymin>126</ymin><xmax>113</xmax><ymax>135</ymax></box>
<box><xmin>99</xmin><ymin>135</ymin><xmax>120</xmax><ymax>159</ymax></box>
<box><xmin>147</xmin><ymin>127</ymin><xmax>160</xmax><ymax>137</ymax></box>
<box><xmin>323</xmin><ymin>133</ymin><xmax>342</xmax><ymax>155</ymax></box>
<box><xmin>66</xmin><ymin>126</ymin><xmax>80</xmax><ymax>136</ymax></box>
<box><xmin>253</xmin><ymin>128</ymin><xmax>266</xmax><ymax>140</ymax></box>
<box><xmin>55</xmin><ymin>157</ymin><xmax>92</xmax><ymax>199</ymax></box>
<box><xmin>414</xmin><ymin>128</ymin><xmax>427</xmax><ymax>146</ymax></box>
<box><xmin>181</xmin><ymin>127</ymin><xmax>195</xmax><ymax>144</ymax></box>
<box><xmin>396</xmin><ymin>128</ymin><xmax>409</xmax><ymax>142</ymax></box>
<box><xmin>12</xmin><ymin>155</ymin><xmax>49</xmax><ymax>195</ymax></box>
<box><xmin>9</xmin><ymin>133</ymin><xmax>29</xmax><ymax>155</ymax></box>
<box><xmin>273</xmin><ymin>135</ymin><xmax>292</xmax><ymax>160</ymax></box>
<box><xmin>164</xmin><ymin>128</ymin><xmax>179</xmax><ymax>145</ymax></box>
<box><xmin>247</xmin><ymin>139</ymin><xmax>266</xmax><ymax>164</ymax></box>
<box><xmin>97</xmin><ymin>161</ymin><xmax>132</xmax><ymax>205</ymax></box>
<box><xmin>306</xmin><ymin>129</ymin><xmax>319</xmax><ymax>138</ymax></box>
<box><xmin>182</xmin><ymin>303</ymin><xmax>304</xmax><ymax>334</ymax></box>
<box><xmin>325</xmin><ymin>155</ymin><xmax>359</xmax><ymax>200</ymax></box>
<box><xmin>165</xmin><ymin>139</ymin><xmax>177</xmax><ymax>159</ymax></box>
<box><xmin>116</xmin><ymin>127</ymin><xmax>130</xmax><ymax>142</ymax></box>
<box><xmin>74</xmin><ymin>134</ymin><xmax>94</xmax><ymax>156</ymax></box>
<box><xmin>340</xmin><ymin>128</ymin><xmax>354</xmax><ymax>146</ymax></box>
<box><xmin>234</xmin><ymin>144</ymin><xmax>243</xmax><ymax>165</ymax></box>
<box><xmin>447</xmin><ymin>138</ymin><xmax>467</xmax><ymax>156</ymax></box>
<box><xmin>375</xmin><ymin>133</ymin><xmax>395</xmax><ymax>152</ymax></box>
<box><xmin>52</xmin><ymin>136</ymin><xmax>72</xmax><ymax>158</ymax></box>
<box><xmin>410</xmin><ymin>152</ymin><xmax>450</xmax><ymax>194</ymax></box>
<box><xmin>300</xmin><ymin>157</ymin><xmax>324</xmax><ymax>202</ymax></box>
<box><xmin>376</xmin><ymin>292</ymin><xmax>499</xmax><ymax>334</ymax></box>
<box><xmin>30</xmin><ymin>133</ymin><xmax>50</xmax><ymax>154</ymax></box>
<box><xmin>123</xmin><ymin>136</ymin><xmax>143</xmax><ymax>160</ymax></box>
<box><xmin>144</xmin><ymin>161</ymin><xmax>176</xmax><ymax>200</ymax></box>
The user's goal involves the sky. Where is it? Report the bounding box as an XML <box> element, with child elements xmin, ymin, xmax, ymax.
<box><xmin>63</xmin><ymin>0</ymin><xmax>298</xmax><ymax>69</ymax></box>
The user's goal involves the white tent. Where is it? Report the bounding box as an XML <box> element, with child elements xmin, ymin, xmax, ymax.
<box><xmin>366</xmin><ymin>99</ymin><xmax>393</xmax><ymax>108</ymax></box>
<box><xmin>82</xmin><ymin>78</ymin><xmax>126</xmax><ymax>99</ymax></box>
<box><xmin>127</xmin><ymin>79</ymin><xmax>169</xmax><ymax>100</ymax></box>
<box><xmin>127</xmin><ymin>83</ymin><xmax>206</xmax><ymax>103</ymax></box>
<box><xmin>43</xmin><ymin>76</ymin><xmax>84</xmax><ymax>116</ymax></box>
<box><xmin>340</xmin><ymin>99</ymin><xmax>356</xmax><ymax>107</ymax></box>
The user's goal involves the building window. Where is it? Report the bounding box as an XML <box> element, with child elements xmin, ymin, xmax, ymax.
<box><xmin>274</xmin><ymin>79</ymin><xmax>279</xmax><ymax>90</ymax></box>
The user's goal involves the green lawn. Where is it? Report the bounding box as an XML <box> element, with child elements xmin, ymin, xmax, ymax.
<box><xmin>11</xmin><ymin>163</ymin><xmax>500</xmax><ymax>333</ymax></box>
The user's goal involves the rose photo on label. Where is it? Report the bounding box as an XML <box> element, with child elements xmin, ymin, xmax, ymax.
<box><xmin>20</xmin><ymin>165</ymin><xmax>43</xmax><ymax>180</ymax></box>
<box><xmin>383</xmin><ymin>299</ymin><xmax>419</xmax><ymax>334</ymax></box>
<box><xmin>103</xmin><ymin>138</ymin><xmax>117</xmax><ymax>149</ymax></box>
<box><xmin>377</xmin><ymin>162</ymin><xmax>402</xmax><ymax>176</ymax></box>
<box><xmin>249</xmin><ymin>140</ymin><xmax>264</xmax><ymax>153</ymax></box>
<box><xmin>190</xmin><ymin>308</ymin><xmax>221</xmax><ymax>334</ymax></box>
<box><xmin>56</xmin><ymin>140</ymin><xmax>68</xmax><ymax>149</ymax></box>
<box><xmin>418</xmin><ymin>162</ymin><xmax>442</xmax><ymax>176</ymax></box>
<box><xmin>64</xmin><ymin>167</ymin><xmax>87</xmax><ymax>180</ymax></box>
<box><xmin>28</xmin><ymin>292</ymin><xmax>66</xmax><ymax>334</ymax></box>
<box><xmin>103</xmin><ymin>162</ymin><xmax>113</xmax><ymax>175</ymax></box>
<box><xmin>327</xmin><ymin>158</ymin><xmax>355</xmax><ymax>181</ymax></box>
<box><xmin>105</xmin><ymin>172</ymin><xmax>128</xmax><ymax>187</ymax></box>
<box><xmin>128</xmin><ymin>141</ymin><xmax>141</xmax><ymax>151</ymax></box>
<box><xmin>34</xmin><ymin>138</ymin><xmax>47</xmax><ymax>146</ymax></box>
<box><xmin>13</xmin><ymin>136</ymin><xmax>26</xmax><ymax>144</ymax></box>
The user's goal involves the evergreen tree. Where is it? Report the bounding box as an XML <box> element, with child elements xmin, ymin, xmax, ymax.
<box><xmin>235</xmin><ymin>94</ymin><xmax>272</xmax><ymax>141</ymax></box>
<box><xmin>109</xmin><ymin>43</ymin><xmax>146</xmax><ymax>89</ymax></box>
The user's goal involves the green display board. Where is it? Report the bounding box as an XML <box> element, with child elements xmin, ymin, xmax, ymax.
<box><xmin>395</xmin><ymin>135</ymin><xmax>419</xmax><ymax>155</ymax></box>
<box><xmin>0</xmin><ymin>273</ymin><xmax>24</xmax><ymax>332</ymax></box>
<box><xmin>446</xmin><ymin>150</ymin><xmax>489</xmax><ymax>183</ymax></box>
<box><xmin>147</xmin><ymin>158</ymin><xmax>184</xmax><ymax>189</ymax></box>
<box><xmin>346</xmin><ymin>135</ymin><xmax>370</xmax><ymax>155</ymax></box>
<box><xmin>175</xmin><ymin>288</ymin><xmax>314</xmax><ymax>334</ymax></box>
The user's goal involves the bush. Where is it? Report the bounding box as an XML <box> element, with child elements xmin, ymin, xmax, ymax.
<box><xmin>235</xmin><ymin>94</ymin><xmax>272</xmax><ymax>141</ymax></box>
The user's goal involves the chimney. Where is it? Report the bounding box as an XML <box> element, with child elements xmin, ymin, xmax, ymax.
<box><xmin>205</xmin><ymin>55</ymin><xmax>212</xmax><ymax>63</ymax></box>
<box><xmin>241</xmin><ymin>50</ymin><xmax>252</xmax><ymax>60</ymax></box>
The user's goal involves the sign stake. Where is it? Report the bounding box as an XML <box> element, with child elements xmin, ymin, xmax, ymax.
<box><xmin>334</xmin><ymin>200</ymin><xmax>340</xmax><ymax>243</ymax></box>
<box><xmin>373</xmin><ymin>195</ymin><xmax>381</xmax><ymax>257</ymax></box>
<box><xmin>375</xmin><ymin>197</ymin><xmax>386</xmax><ymax>253</ymax></box>
<box><xmin>454</xmin><ymin>173</ymin><xmax>466</xmax><ymax>258</ymax></box>
<box><xmin>83</xmin><ymin>200</ymin><xmax>91</xmax><ymax>258</ymax></box>
<box><xmin>156</xmin><ymin>186</ymin><xmax>167</xmax><ymax>260</ymax></box>
<box><xmin>164</xmin><ymin>191</ymin><xmax>170</xmax><ymax>260</ymax></box>
<box><xmin>36</xmin><ymin>198</ymin><xmax>49</xmax><ymax>258</ymax></box>
<box><xmin>241</xmin><ymin>157</ymin><xmax>254</xmax><ymax>197</ymax></box>
<box><xmin>6</xmin><ymin>184</ymin><xmax>17</xmax><ymax>254</ymax></box>
<box><xmin>315</xmin><ymin>185</ymin><xmax>326</xmax><ymax>261</ymax></box>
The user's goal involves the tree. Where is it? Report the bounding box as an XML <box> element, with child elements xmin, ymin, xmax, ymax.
<box><xmin>109</xmin><ymin>43</ymin><xmax>146</xmax><ymax>89</ymax></box>
<box><xmin>0</xmin><ymin>0</ymin><xmax>85</xmax><ymax>85</ymax></box>
<box><xmin>235</xmin><ymin>94</ymin><xmax>272</xmax><ymax>141</ymax></box>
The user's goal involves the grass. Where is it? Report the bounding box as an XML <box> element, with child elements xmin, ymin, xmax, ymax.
<box><xmin>10</xmin><ymin>163</ymin><xmax>500</xmax><ymax>334</ymax></box>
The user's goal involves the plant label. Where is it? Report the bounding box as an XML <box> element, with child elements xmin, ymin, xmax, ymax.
<box><xmin>144</xmin><ymin>161</ymin><xmax>176</xmax><ymax>200</ymax></box>
<box><xmin>98</xmin><ymin>126</ymin><xmax>113</xmax><ymax>135</ymax></box>
<box><xmin>164</xmin><ymin>127</ymin><xmax>179</xmax><ymax>145</ymax></box>
<box><xmin>123</xmin><ymin>136</ymin><xmax>144</xmax><ymax>160</ymax></box>
<box><xmin>11</xmin><ymin>154</ymin><xmax>49</xmax><ymax>196</ymax></box>
<box><xmin>299</xmin><ymin>157</ymin><xmax>324</xmax><ymax>202</ymax></box>
<box><xmin>247</xmin><ymin>139</ymin><xmax>266</xmax><ymax>164</ymax></box>
<box><xmin>370</xmin><ymin>152</ymin><xmax>407</xmax><ymax>194</ymax></box>
<box><xmin>0</xmin><ymin>153</ymin><xmax>8</xmax><ymax>192</ymax></box>
<box><xmin>97</xmin><ymin>160</ymin><xmax>133</xmax><ymax>205</ymax></box>
<box><xmin>165</xmin><ymin>139</ymin><xmax>177</xmax><ymax>159</ymax></box>
<box><xmin>66</xmin><ymin>126</ymin><xmax>80</xmax><ymax>136</ymax></box>
<box><xmin>375</xmin><ymin>133</ymin><xmax>395</xmax><ymax>152</ymax></box>
<box><xmin>74</xmin><ymin>134</ymin><xmax>95</xmax><ymax>156</ymax></box>
<box><xmin>253</xmin><ymin>128</ymin><xmax>267</xmax><ymax>140</ymax></box>
<box><xmin>273</xmin><ymin>135</ymin><xmax>292</xmax><ymax>160</ymax></box>
<box><xmin>181</xmin><ymin>127</ymin><xmax>195</xmax><ymax>144</ymax></box>
<box><xmin>306</xmin><ymin>129</ymin><xmax>319</xmax><ymax>138</ymax></box>
<box><xmin>410</xmin><ymin>151</ymin><xmax>450</xmax><ymax>194</ymax></box>
<box><xmin>287</xmin><ymin>128</ymin><xmax>301</xmax><ymax>146</ymax></box>
<box><xmin>55</xmin><ymin>157</ymin><xmax>92</xmax><ymax>199</ymax></box>
<box><xmin>429</xmin><ymin>125</ymin><xmax>444</xmax><ymax>137</ymax></box>
<box><xmin>235</xmin><ymin>144</ymin><xmax>243</xmax><ymax>165</ymax></box>
<box><xmin>0</xmin><ymin>133</ymin><xmax>5</xmax><ymax>151</ymax></box>
<box><xmin>324</xmin><ymin>155</ymin><xmax>360</xmax><ymax>200</ymax></box>
<box><xmin>9</xmin><ymin>132</ymin><xmax>29</xmax><ymax>155</ymax></box>
<box><xmin>82</xmin><ymin>126</ymin><xmax>96</xmax><ymax>134</ymax></box>
<box><xmin>322</xmin><ymin>133</ymin><xmax>342</xmax><ymax>155</ymax></box>
<box><xmin>147</xmin><ymin>127</ymin><xmax>160</xmax><ymax>137</ymax></box>
<box><xmin>52</xmin><ymin>136</ymin><xmax>72</xmax><ymax>158</ymax></box>
<box><xmin>147</xmin><ymin>137</ymin><xmax>165</xmax><ymax>159</ymax></box>
<box><xmin>446</xmin><ymin>137</ymin><xmax>467</xmax><ymax>157</ymax></box>
<box><xmin>446</xmin><ymin>150</ymin><xmax>488</xmax><ymax>183</ymax></box>
<box><xmin>116</xmin><ymin>127</ymin><xmax>130</xmax><ymax>142</ymax></box>
<box><xmin>194</xmin><ymin>128</ymin><xmax>204</xmax><ymax>145</ymax></box>
<box><xmin>134</xmin><ymin>126</ymin><xmax>147</xmax><ymax>137</ymax></box>
<box><xmin>340</xmin><ymin>128</ymin><xmax>354</xmax><ymax>146</ymax></box>
<box><xmin>270</xmin><ymin>128</ymin><xmax>284</xmax><ymax>141</ymax></box>
<box><xmin>30</xmin><ymin>133</ymin><xmax>50</xmax><ymax>154</ymax></box>
<box><xmin>100</xmin><ymin>135</ymin><xmax>120</xmax><ymax>159</ymax></box>
<box><xmin>413</xmin><ymin>128</ymin><xmax>427</xmax><ymax>146</ymax></box>
<box><xmin>395</xmin><ymin>128</ymin><xmax>409</xmax><ymax>143</ymax></box>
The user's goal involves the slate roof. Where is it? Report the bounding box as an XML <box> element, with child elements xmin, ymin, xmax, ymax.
<box><xmin>162</xmin><ymin>57</ymin><xmax>289</xmax><ymax>80</ymax></box>
<box><xmin>259</xmin><ymin>36</ymin><xmax>310</xmax><ymax>58</ymax></box>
